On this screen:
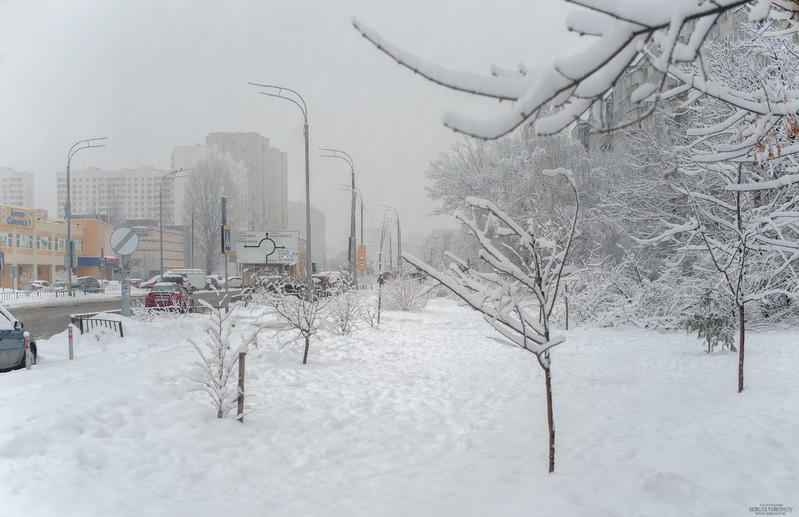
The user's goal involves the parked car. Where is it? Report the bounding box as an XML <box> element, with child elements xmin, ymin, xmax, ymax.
<box><xmin>139</xmin><ymin>275</ymin><xmax>162</xmax><ymax>289</ymax></box>
<box><xmin>0</xmin><ymin>304</ymin><xmax>36</xmax><ymax>371</ymax></box>
<box><xmin>162</xmin><ymin>274</ymin><xmax>192</xmax><ymax>292</ymax></box>
<box><xmin>226</xmin><ymin>276</ymin><xmax>244</xmax><ymax>289</ymax></box>
<box><xmin>144</xmin><ymin>282</ymin><xmax>193</xmax><ymax>313</ymax></box>
<box><xmin>29</xmin><ymin>280</ymin><xmax>53</xmax><ymax>291</ymax></box>
<box><xmin>377</xmin><ymin>271</ymin><xmax>397</xmax><ymax>286</ymax></box>
<box><xmin>72</xmin><ymin>276</ymin><xmax>104</xmax><ymax>293</ymax></box>
<box><xmin>130</xmin><ymin>278</ymin><xmax>143</xmax><ymax>288</ymax></box>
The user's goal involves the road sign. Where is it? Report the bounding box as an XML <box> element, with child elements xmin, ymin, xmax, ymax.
<box><xmin>357</xmin><ymin>244</ymin><xmax>367</xmax><ymax>272</ymax></box>
<box><xmin>235</xmin><ymin>230</ymin><xmax>299</xmax><ymax>265</ymax></box>
<box><xmin>110</xmin><ymin>227</ymin><xmax>139</xmax><ymax>256</ymax></box>
<box><xmin>222</xmin><ymin>225</ymin><xmax>232</xmax><ymax>255</ymax></box>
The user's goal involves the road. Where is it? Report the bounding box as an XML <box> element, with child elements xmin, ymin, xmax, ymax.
<box><xmin>13</xmin><ymin>290</ymin><xmax>239</xmax><ymax>340</ymax></box>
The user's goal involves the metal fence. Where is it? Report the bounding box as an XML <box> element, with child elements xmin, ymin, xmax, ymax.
<box><xmin>70</xmin><ymin>310</ymin><xmax>124</xmax><ymax>337</ymax></box>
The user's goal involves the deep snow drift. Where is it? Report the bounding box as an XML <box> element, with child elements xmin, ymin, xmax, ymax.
<box><xmin>0</xmin><ymin>298</ymin><xmax>796</xmax><ymax>516</ymax></box>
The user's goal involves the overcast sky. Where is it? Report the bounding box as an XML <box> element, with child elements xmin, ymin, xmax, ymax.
<box><xmin>0</xmin><ymin>0</ymin><xmax>586</xmax><ymax>258</ymax></box>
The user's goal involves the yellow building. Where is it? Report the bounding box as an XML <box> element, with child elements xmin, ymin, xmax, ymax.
<box><xmin>0</xmin><ymin>203</ymin><xmax>113</xmax><ymax>289</ymax></box>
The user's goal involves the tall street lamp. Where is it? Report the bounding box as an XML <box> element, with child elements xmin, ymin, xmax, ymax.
<box><xmin>66</xmin><ymin>137</ymin><xmax>107</xmax><ymax>297</ymax></box>
<box><xmin>160</xmin><ymin>169</ymin><xmax>186</xmax><ymax>278</ymax></box>
<box><xmin>320</xmin><ymin>148</ymin><xmax>357</xmax><ymax>286</ymax></box>
<box><xmin>380</xmin><ymin>205</ymin><xmax>402</xmax><ymax>274</ymax></box>
<box><xmin>249</xmin><ymin>81</ymin><xmax>313</xmax><ymax>299</ymax></box>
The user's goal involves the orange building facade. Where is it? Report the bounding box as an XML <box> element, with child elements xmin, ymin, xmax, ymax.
<box><xmin>0</xmin><ymin>203</ymin><xmax>114</xmax><ymax>290</ymax></box>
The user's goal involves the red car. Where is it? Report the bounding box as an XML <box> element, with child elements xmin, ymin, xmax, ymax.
<box><xmin>144</xmin><ymin>282</ymin><xmax>193</xmax><ymax>312</ymax></box>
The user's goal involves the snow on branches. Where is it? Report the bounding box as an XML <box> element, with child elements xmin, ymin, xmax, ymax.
<box><xmin>351</xmin><ymin>0</ymin><xmax>799</xmax><ymax>139</ymax></box>
<box><xmin>404</xmin><ymin>172</ymin><xmax>578</xmax><ymax>369</ymax></box>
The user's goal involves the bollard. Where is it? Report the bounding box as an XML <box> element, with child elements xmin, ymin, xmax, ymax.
<box><xmin>237</xmin><ymin>351</ymin><xmax>246</xmax><ymax>423</ymax></box>
<box><xmin>24</xmin><ymin>331</ymin><xmax>32</xmax><ymax>369</ymax></box>
<box><xmin>68</xmin><ymin>326</ymin><xmax>74</xmax><ymax>360</ymax></box>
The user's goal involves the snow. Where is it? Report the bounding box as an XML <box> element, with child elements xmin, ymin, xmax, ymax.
<box><xmin>1</xmin><ymin>298</ymin><xmax>798</xmax><ymax>516</ymax></box>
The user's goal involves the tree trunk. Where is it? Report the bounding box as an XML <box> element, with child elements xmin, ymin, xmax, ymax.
<box><xmin>738</xmin><ymin>304</ymin><xmax>745</xmax><ymax>393</ymax></box>
<box><xmin>545</xmin><ymin>365</ymin><xmax>555</xmax><ymax>473</ymax></box>
<box><xmin>302</xmin><ymin>335</ymin><xmax>310</xmax><ymax>365</ymax></box>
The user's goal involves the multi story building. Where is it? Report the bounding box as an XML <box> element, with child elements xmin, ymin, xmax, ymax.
<box><xmin>0</xmin><ymin>202</ymin><xmax>114</xmax><ymax>289</ymax></box>
<box><xmin>56</xmin><ymin>166</ymin><xmax>173</xmax><ymax>226</ymax></box>
<box><xmin>287</xmin><ymin>201</ymin><xmax>326</xmax><ymax>271</ymax></box>
<box><xmin>205</xmin><ymin>132</ymin><xmax>288</xmax><ymax>231</ymax></box>
<box><xmin>0</xmin><ymin>168</ymin><xmax>34</xmax><ymax>209</ymax></box>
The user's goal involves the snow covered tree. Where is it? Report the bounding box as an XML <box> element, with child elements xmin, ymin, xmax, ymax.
<box><xmin>405</xmin><ymin>168</ymin><xmax>578</xmax><ymax>473</ymax></box>
<box><xmin>190</xmin><ymin>299</ymin><xmax>262</xmax><ymax>419</ymax></box>
<box><xmin>635</xmin><ymin>20</ymin><xmax>799</xmax><ymax>392</ymax></box>
<box><xmin>354</xmin><ymin>1</ymin><xmax>799</xmax><ymax>140</ymax></box>
<box><xmin>183</xmin><ymin>157</ymin><xmax>243</xmax><ymax>274</ymax></box>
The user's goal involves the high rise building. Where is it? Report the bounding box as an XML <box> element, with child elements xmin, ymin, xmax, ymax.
<box><xmin>205</xmin><ymin>132</ymin><xmax>288</xmax><ymax>231</ymax></box>
<box><xmin>56</xmin><ymin>166</ymin><xmax>171</xmax><ymax>226</ymax></box>
<box><xmin>0</xmin><ymin>167</ymin><xmax>34</xmax><ymax>208</ymax></box>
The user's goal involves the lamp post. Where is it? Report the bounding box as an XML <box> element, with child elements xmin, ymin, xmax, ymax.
<box><xmin>249</xmin><ymin>81</ymin><xmax>313</xmax><ymax>299</ymax></box>
<box><xmin>380</xmin><ymin>205</ymin><xmax>402</xmax><ymax>274</ymax></box>
<box><xmin>159</xmin><ymin>169</ymin><xmax>186</xmax><ymax>278</ymax></box>
<box><xmin>66</xmin><ymin>137</ymin><xmax>107</xmax><ymax>297</ymax></box>
<box><xmin>320</xmin><ymin>148</ymin><xmax>357</xmax><ymax>286</ymax></box>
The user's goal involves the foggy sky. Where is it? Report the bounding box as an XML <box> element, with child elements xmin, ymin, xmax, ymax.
<box><xmin>0</xmin><ymin>0</ymin><xmax>586</xmax><ymax>258</ymax></box>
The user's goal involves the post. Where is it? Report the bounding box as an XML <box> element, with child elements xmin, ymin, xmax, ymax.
<box><xmin>66</xmin><ymin>161</ymin><xmax>72</xmax><ymax>297</ymax></box>
<box><xmin>24</xmin><ymin>331</ymin><xmax>32</xmax><ymax>369</ymax></box>
<box><xmin>159</xmin><ymin>184</ymin><xmax>164</xmax><ymax>278</ymax></box>
<box><xmin>121</xmin><ymin>254</ymin><xmax>131</xmax><ymax>317</ymax></box>
<box><xmin>237</xmin><ymin>351</ymin><xmax>246</xmax><ymax>423</ymax></box>
<box><xmin>222</xmin><ymin>196</ymin><xmax>229</xmax><ymax>310</ymax></box>
<box><xmin>304</xmin><ymin>122</ymin><xmax>313</xmax><ymax>300</ymax></box>
<box><xmin>191</xmin><ymin>210</ymin><xmax>195</xmax><ymax>269</ymax></box>
<box><xmin>68</xmin><ymin>325</ymin><xmax>74</xmax><ymax>360</ymax></box>
<box><xmin>66</xmin><ymin>137</ymin><xmax>107</xmax><ymax>297</ymax></box>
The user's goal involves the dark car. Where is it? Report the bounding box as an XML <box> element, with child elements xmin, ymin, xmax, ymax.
<box><xmin>0</xmin><ymin>304</ymin><xmax>36</xmax><ymax>371</ymax></box>
<box><xmin>72</xmin><ymin>276</ymin><xmax>104</xmax><ymax>293</ymax></box>
<box><xmin>144</xmin><ymin>282</ymin><xmax>193</xmax><ymax>313</ymax></box>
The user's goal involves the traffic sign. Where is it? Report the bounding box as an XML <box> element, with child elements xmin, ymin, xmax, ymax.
<box><xmin>235</xmin><ymin>230</ymin><xmax>299</xmax><ymax>265</ymax></box>
<box><xmin>222</xmin><ymin>225</ymin><xmax>232</xmax><ymax>255</ymax></box>
<box><xmin>110</xmin><ymin>227</ymin><xmax>139</xmax><ymax>256</ymax></box>
<box><xmin>357</xmin><ymin>244</ymin><xmax>367</xmax><ymax>272</ymax></box>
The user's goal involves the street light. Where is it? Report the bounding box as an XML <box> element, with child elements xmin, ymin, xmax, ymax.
<box><xmin>159</xmin><ymin>169</ymin><xmax>187</xmax><ymax>278</ymax></box>
<box><xmin>66</xmin><ymin>137</ymin><xmax>107</xmax><ymax>297</ymax></box>
<box><xmin>380</xmin><ymin>205</ymin><xmax>402</xmax><ymax>274</ymax></box>
<box><xmin>320</xmin><ymin>148</ymin><xmax>357</xmax><ymax>286</ymax></box>
<box><xmin>249</xmin><ymin>81</ymin><xmax>313</xmax><ymax>299</ymax></box>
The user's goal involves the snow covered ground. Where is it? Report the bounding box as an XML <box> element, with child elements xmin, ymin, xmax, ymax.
<box><xmin>0</xmin><ymin>298</ymin><xmax>796</xmax><ymax>516</ymax></box>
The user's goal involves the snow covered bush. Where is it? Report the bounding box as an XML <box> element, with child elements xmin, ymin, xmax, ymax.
<box><xmin>329</xmin><ymin>290</ymin><xmax>366</xmax><ymax>335</ymax></box>
<box><xmin>266</xmin><ymin>292</ymin><xmax>329</xmax><ymax>364</ymax></box>
<box><xmin>382</xmin><ymin>277</ymin><xmax>429</xmax><ymax>312</ymax></box>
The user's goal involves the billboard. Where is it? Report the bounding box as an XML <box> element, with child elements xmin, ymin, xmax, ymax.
<box><xmin>235</xmin><ymin>230</ymin><xmax>299</xmax><ymax>265</ymax></box>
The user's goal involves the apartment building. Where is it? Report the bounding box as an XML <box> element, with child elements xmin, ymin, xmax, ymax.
<box><xmin>206</xmin><ymin>132</ymin><xmax>288</xmax><ymax>231</ymax></box>
<box><xmin>56</xmin><ymin>166</ymin><xmax>174</xmax><ymax>226</ymax></box>
<box><xmin>0</xmin><ymin>167</ymin><xmax>34</xmax><ymax>209</ymax></box>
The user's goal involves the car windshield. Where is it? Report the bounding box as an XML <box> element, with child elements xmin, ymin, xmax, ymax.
<box><xmin>0</xmin><ymin>305</ymin><xmax>17</xmax><ymax>331</ymax></box>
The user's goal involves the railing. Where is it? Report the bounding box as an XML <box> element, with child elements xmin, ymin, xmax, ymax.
<box><xmin>0</xmin><ymin>290</ymin><xmax>72</xmax><ymax>301</ymax></box>
<box><xmin>70</xmin><ymin>310</ymin><xmax>124</xmax><ymax>337</ymax></box>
